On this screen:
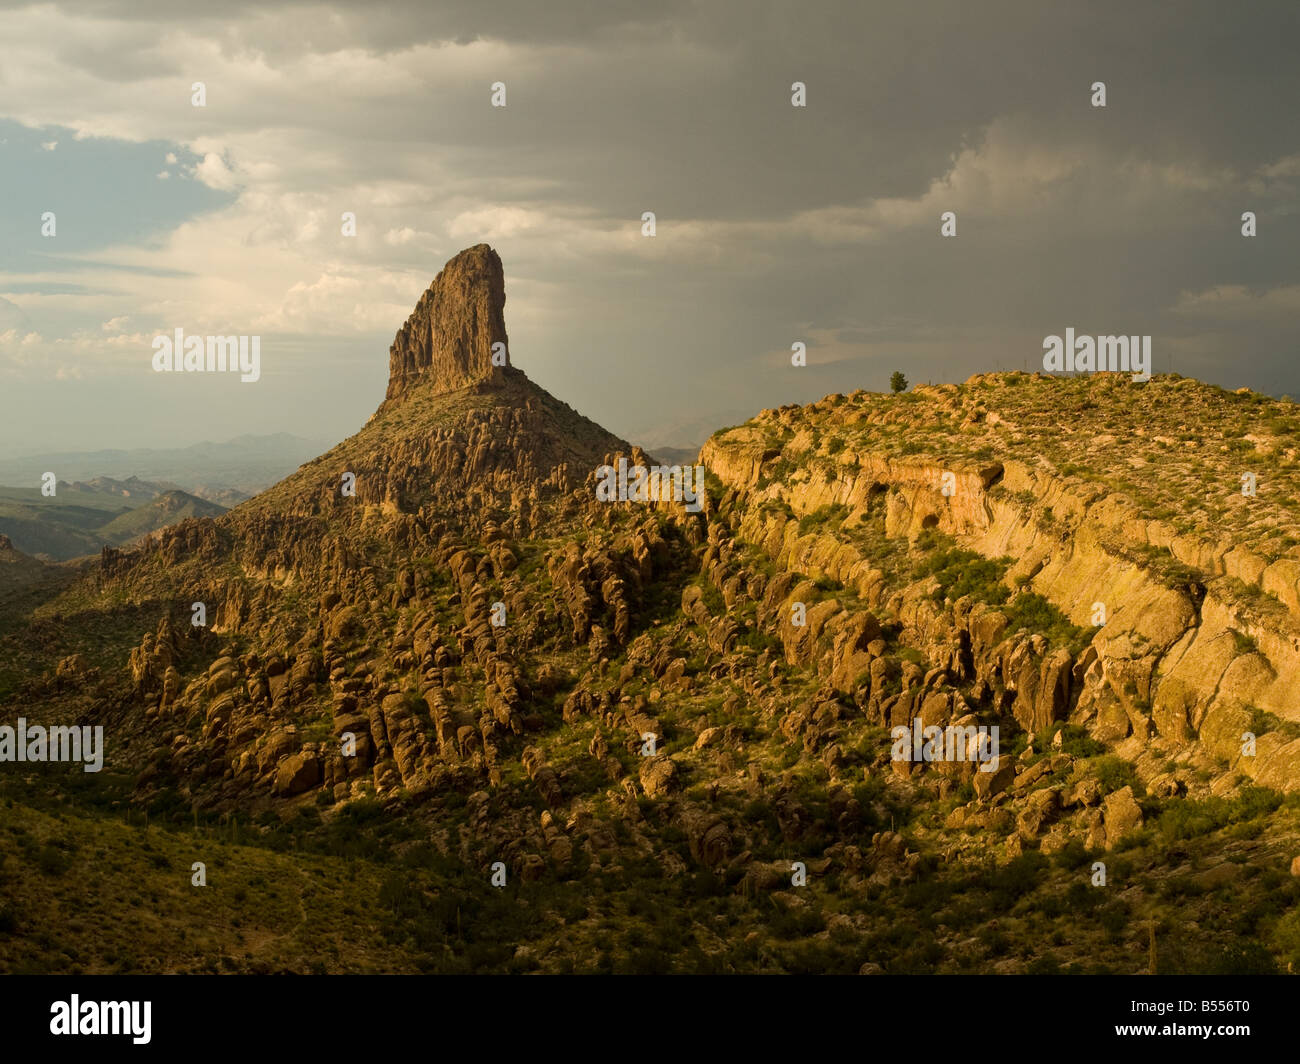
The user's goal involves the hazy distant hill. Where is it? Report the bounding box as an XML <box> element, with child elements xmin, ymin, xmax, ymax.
<box><xmin>96</xmin><ymin>490</ymin><xmax>229</xmax><ymax>543</ymax></box>
<box><xmin>645</xmin><ymin>445</ymin><xmax>700</xmax><ymax>466</ymax></box>
<box><xmin>0</xmin><ymin>534</ymin><xmax>53</xmax><ymax>594</ymax></box>
<box><xmin>65</xmin><ymin>475</ymin><xmax>178</xmax><ymax>500</ymax></box>
<box><xmin>0</xmin><ymin>484</ymin><xmax>228</xmax><ymax>561</ymax></box>
<box><xmin>62</xmin><ymin>476</ymin><xmax>251</xmax><ymax>510</ymax></box>
<box><xmin>0</xmin><ymin>433</ymin><xmax>328</xmax><ymax>501</ymax></box>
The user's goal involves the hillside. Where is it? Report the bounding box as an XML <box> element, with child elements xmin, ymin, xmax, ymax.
<box><xmin>0</xmin><ymin>484</ymin><xmax>228</xmax><ymax>561</ymax></box>
<box><xmin>703</xmin><ymin>374</ymin><xmax>1300</xmax><ymax>788</ymax></box>
<box><xmin>95</xmin><ymin>491</ymin><xmax>228</xmax><ymax>543</ymax></box>
<box><xmin>3</xmin><ymin>247</ymin><xmax>1299</xmax><ymax>975</ymax></box>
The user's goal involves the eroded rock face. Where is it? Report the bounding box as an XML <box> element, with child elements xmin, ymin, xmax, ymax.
<box><xmin>385</xmin><ymin>243</ymin><xmax>509</xmax><ymax>403</ymax></box>
<box><xmin>273</xmin><ymin>751</ymin><xmax>321</xmax><ymax>797</ymax></box>
<box><xmin>1102</xmin><ymin>785</ymin><xmax>1144</xmax><ymax>847</ymax></box>
<box><xmin>17</xmin><ymin>248</ymin><xmax>1300</xmax><ymax>976</ymax></box>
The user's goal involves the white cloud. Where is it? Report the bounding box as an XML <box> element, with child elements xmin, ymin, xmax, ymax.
<box><xmin>256</xmin><ymin>269</ymin><xmax>414</xmax><ymax>333</ymax></box>
<box><xmin>191</xmin><ymin>152</ymin><xmax>238</xmax><ymax>191</ymax></box>
<box><xmin>448</xmin><ymin>206</ymin><xmax>545</xmax><ymax>240</ymax></box>
<box><xmin>0</xmin><ymin>329</ymin><xmax>40</xmax><ymax>345</ymax></box>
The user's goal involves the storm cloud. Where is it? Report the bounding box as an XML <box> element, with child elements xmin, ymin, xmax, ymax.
<box><xmin>0</xmin><ymin>1</ymin><xmax>1296</xmax><ymax>453</ymax></box>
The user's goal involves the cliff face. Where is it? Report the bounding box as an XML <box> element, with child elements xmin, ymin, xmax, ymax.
<box><xmin>45</xmin><ymin>346</ymin><xmax>1300</xmax><ymax>833</ymax></box>
<box><xmin>11</xmin><ymin>259</ymin><xmax>1300</xmax><ymax>975</ymax></box>
<box><xmin>702</xmin><ymin>374</ymin><xmax>1300</xmax><ymax>796</ymax></box>
<box><xmin>384</xmin><ymin>243</ymin><xmax>510</xmax><ymax>403</ymax></box>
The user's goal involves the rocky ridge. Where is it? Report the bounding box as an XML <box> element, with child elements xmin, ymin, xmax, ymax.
<box><xmin>4</xmin><ymin>250</ymin><xmax>1300</xmax><ymax>974</ymax></box>
<box><xmin>703</xmin><ymin>377</ymin><xmax>1300</xmax><ymax>798</ymax></box>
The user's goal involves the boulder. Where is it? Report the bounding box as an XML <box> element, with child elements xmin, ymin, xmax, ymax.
<box><xmin>1102</xmin><ymin>785</ymin><xmax>1144</xmax><ymax>848</ymax></box>
<box><xmin>639</xmin><ymin>755</ymin><xmax>679</xmax><ymax>798</ymax></box>
<box><xmin>273</xmin><ymin>752</ymin><xmax>321</xmax><ymax>796</ymax></box>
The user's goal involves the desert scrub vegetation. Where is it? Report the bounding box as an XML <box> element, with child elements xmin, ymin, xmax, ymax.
<box><xmin>1087</xmin><ymin>754</ymin><xmax>1143</xmax><ymax>796</ymax></box>
<box><xmin>1152</xmin><ymin>787</ymin><xmax>1284</xmax><ymax>844</ymax></box>
<box><xmin>692</xmin><ymin>576</ymin><xmax>726</xmax><ymax>616</ymax></box>
<box><xmin>912</xmin><ymin>544</ymin><xmax>1012</xmax><ymax>607</ymax></box>
<box><xmin>1003</xmin><ymin>592</ymin><xmax>1098</xmax><ymax>656</ymax></box>
<box><xmin>1230</xmin><ymin>629</ymin><xmax>1258</xmax><ymax>654</ymax></box>
<box><xmin>798</xmin><ymin>503</ymin><xmax>850</xmax><ymax>535</ymax></box>
<box><xmin>1246</xmin><ymin>706</ymin><xmax>1300</xmax><ymax>742</ymax></box>
<box><xmin>1040</xmin><ymin>724</ymin><xmax>1108</xmax><ymax>758</ymax></box>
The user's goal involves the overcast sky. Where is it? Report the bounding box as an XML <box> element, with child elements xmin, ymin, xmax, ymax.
<box><xmin>1</xmin><ymin>0</ymin><xmax>1297</xmax><ymax>457</ymax></box>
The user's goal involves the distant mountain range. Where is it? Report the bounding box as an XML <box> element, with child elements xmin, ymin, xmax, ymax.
<box><xmin>0</xmin><ymin>483</ymin><xmax>228</xmax><ymax>562</ymax></box>
<box><xmin>0</xmin><ymin>434</ymin><xmax>329</xmax><ymax>560</ymax></box>
<box><xmin>645</xmin><ymin>445</ymin><xmax>701</xmax><ymax>466</ymax></box>
<box><xmin>0</xmin><ymin>433</ymin><xmax>329</xmax><ymax>501</ymax></box>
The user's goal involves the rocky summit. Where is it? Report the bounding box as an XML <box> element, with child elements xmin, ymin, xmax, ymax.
<box><xmin>384</xmin><ymin>243</ymin><xmax>511</xmax><ymax>404</ymax></box>
<box><xmin>3</xmin><ymin>248</ymin><xmax>1300</xmax><ymax>976</ymax></box>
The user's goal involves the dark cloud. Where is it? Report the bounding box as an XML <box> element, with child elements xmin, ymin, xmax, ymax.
<box><xmin>1</xmin><ymin>1</ymin><xmax>1297</xmax><ymax>453</ymax></box>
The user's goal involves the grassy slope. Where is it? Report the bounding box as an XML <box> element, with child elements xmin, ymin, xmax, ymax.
<box><xmin>238</xmin><ymin>369</ymin><xmax>628</xmax><ymax>518</ymax></box>
<box><xmin>4</xmin><ymin>758</ymin><xmax>1300</xmax><ymax>974</ymax></box>
<box><xmin>721</xmin><ymin>373</ymin><xmax>1300</xmax><ymax>562</ymax></box>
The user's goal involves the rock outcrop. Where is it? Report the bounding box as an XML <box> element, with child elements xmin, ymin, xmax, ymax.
<box><xmin>384</xmin><ymin>243</ymin><xmax>509</xmax><ymax>403</ymax></box>
<box><xmin>7</xmin><ymin>255</ymin><xmax>1298</xmax><ymax>976</ymax></box>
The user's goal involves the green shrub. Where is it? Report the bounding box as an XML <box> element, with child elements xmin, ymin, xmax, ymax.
<box><xmin>1231</xmin><ymin>629</ymin><xmax>1259</xmax><ymax>654</ymax></box>
<box><xmin>696</xmin><ymin>579</ymin><xmax>725</xmax><ymax>615</ymax></box>
<box><xmin>1004</xmin><ymin>592</ymin><xmax>1096</xmax><ymax>655</ymax></box>
<box><xmin>1247</xmin><ymin>706</ymin><xmax>1300</xmax><ymax>742</ymax></box>
<box><xmin>912</xmin><ymin>547</ymin><xmax>1011</xmax><ymax>607</ymax></box>
<box><xmin>1050</xmin><ymin>725</ymin><xmax>1107</xmax><ymax>759</ymax></box>
<box><xmin>1090</xmin><ymin>755</ymin><xmax>1140</xmax><ymax>795</ymax></box>
<box><xmin>798</xmin><ymin>504</ymin><xmax>849</xmax><ymax>535</ymax></box>
<box><xmin>1025</xmin><ymin>952</ymin><xmax>1062</xmax><ymax>975</ymax></box>
<box><xmin>1272</xmin><ymin>908</ymin><xmax>1300</xmax><ymax>969</ymax></box>
<box><xmin>1155</xmin><ymin>787</ymin><xmax>1281</xmax><ymax>842</ymax></box>
<box><xmin>36</xmin><ymin>843</ymin><xmax>71</xmax><ymax>876</ymax></box>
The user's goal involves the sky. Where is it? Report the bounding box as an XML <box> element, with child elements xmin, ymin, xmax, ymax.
<box><xmin>0</xmin><ymin>0</ymin><xmax>1297</xmax><ymax>457</ymax></box>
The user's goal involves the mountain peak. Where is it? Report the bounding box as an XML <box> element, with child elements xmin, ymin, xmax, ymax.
<box><xmin>385</xmin><ymin>244</ymin><xmax>510</xmax><ymax>403</ymax></box>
